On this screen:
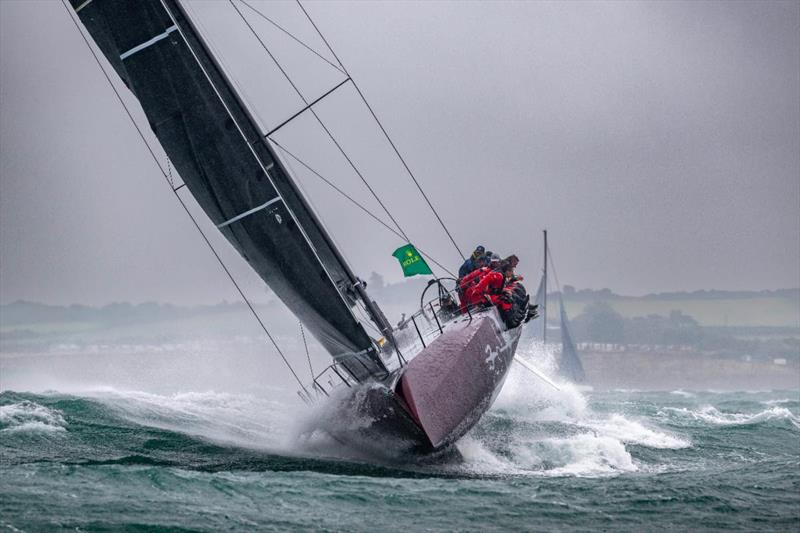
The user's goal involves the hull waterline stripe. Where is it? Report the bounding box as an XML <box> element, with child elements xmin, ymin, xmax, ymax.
<box><xmin>74</xmin><ymin>0</ymin><xmax>93</xmax><ymax>12</ymax></box>
<box><xmin>217</xmin><ymin>196</ymin><xmax>281</xmax><ymax>228</ymax></box>
<box><xmin>120</xmin><ymin>25</ymin><xmax>178</xmax><ymax>60</ymax></box>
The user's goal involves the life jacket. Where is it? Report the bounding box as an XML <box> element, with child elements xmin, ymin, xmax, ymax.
<box><xmin>459</xmin><ymin>268</ymin><xmax>488</xmax><ymax>312</ymax></box>
<box><xmin>463</xmin><ymin>270</ymin><xmax>504</xmax><ymax>310</ymax></box>
<box><xmin>477</xmin><ymin>271</ymin><xmax>505</xmax><ymax>296</ymax></box>
<box><xmin>458</xmin><ymin>266</ymin><xmax>489</xmax><ymax>293</ymax></box>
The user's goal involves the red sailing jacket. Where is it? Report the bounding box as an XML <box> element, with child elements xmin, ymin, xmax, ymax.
<box><xmin>464</xmin><ymin>270</ymin><xmax>505</xmax><ymax>310</ymax></box>
<box><xmin>458</xmin><ymin>267</ymin><xmax>489</xmax><ymax>294</ymax></box>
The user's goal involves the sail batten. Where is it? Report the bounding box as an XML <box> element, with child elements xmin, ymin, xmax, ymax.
<box><xmin>119</xmin><ymin>25</ymin><xmax>177</xmax><ymax>60</ymax></box>
<box><xmin>216</xmin><ymin>196</ymin><xmax>282</xmax><ymax>228</ymax></box>
<box><xmin>71</xmin><ymin>0</ymin><xmax>386</xmax><ymax>370</ymax></box>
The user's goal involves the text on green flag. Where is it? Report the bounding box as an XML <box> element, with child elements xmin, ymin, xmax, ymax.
<box><xmin>392</xmin><ymin>244</ymin><xmax>433</xmax><ymax>277</ymax></box>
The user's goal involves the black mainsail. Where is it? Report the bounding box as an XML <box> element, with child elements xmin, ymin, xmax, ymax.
<box><xmin>70</xmin><ymin>0</ymin><xmax>387</xmax><ymax>372</ymax></box>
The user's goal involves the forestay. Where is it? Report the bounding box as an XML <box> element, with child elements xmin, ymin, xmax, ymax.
<box><xmin>71</xmin><ymin>0</ymin><xmax>386</xmax><ymax>370</ymax></box>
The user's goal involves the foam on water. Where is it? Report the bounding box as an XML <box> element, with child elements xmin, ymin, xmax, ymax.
<box><xmin>80</xmin><ymin>387</ymin><xmax>295</xmax><ymax>450</ymax></box>
<box><xmin>454</xmin><ymin>435</ymin><xmax>518</xmax><ymax>474</ymax></box>
<box><xmin>0</xmin><ymin>401</ymin><xmax>67</xmax><ymax>433</ymax></box>
<box><xmin>455</xmin><ymin>340</ymin><xmax>690</xmax><ymax>477</ymax></box>
<box><xmin>15</xmin><ymin>338</ymin><xmax>788</xmax><ymax>479</ymax></box>
<box><xmin>539</xmin><ymin>434</ymin><xmax>637</xmax><ymax>477</ymax></box>
<box><xmin>662</xmin><ymin>405</ymin><xmax>800</xmax><ymax>428</ymax></box>
<box><xmin>291</xmin><ymin>382</ymin><xmax>415</xmax><ymax>462</ymax></box>
<box><xmin>580</xmin><ymin>414</ymin><xmax>691</xmax><ymax>449</ymax></box>
<box><xmin>762</xmin><ymin>398</ymin><xmax>799</xmax><ymax>406</ymax></box>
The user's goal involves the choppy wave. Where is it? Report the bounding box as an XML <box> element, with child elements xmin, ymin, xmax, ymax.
<box><xmin>80</xmin><ymin>388</ymin><xmax>295</xmax><ymax>450</ymax></box>
<box><xmin>1</xmin><ymin>377</ymin><xmax>799</xmax><ymax>532</ymax></box>
<box><xmin>0</xmin><ymin>341</ymin><xmax>794</xmax><ymax>482</ymax></box>
<box><xmin>450</xmin><ymin>344</ymin><xmax>693</xmax><ymax>477</ymax></box>
<box><xmin>762</xmin><ymin>398</ymin><xmax>799</xmax><ymax>406</ymax></box>
<box><xmin>580</xmin><ymin>414</ymin><xmax>691</xmax><ymax>449</ymax></box>
<box><xmin>662</xmin><ymin>405</ymin><xmax>800</xmax><ymax>428</ymax></box>
<box><xmin>540</xmin><ymin>434</ymin><xmax>637</xmax><ymax>476</ymax></box>
<box><xmin>0</xmin><ymin>400</ymin><xmax>66</xmax><ymax>433</ymax></box>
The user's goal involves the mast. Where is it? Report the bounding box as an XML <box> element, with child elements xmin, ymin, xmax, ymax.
<box><xmin>166</xmin><ymin>0</ymin><xmax>393</xmax><ymax>346</ymax></box>
<box><xmin>543</xmin><ymin>229</ymin><xmax>548</xmax><ymax>345</ymax></box>
<box><xmin>69</xmin><ymin>0</ymin><xmax>390</xmax><ymax>375</ymax></box>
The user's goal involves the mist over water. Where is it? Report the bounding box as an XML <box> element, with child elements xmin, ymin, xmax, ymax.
<box><xmin>1</xmin><ymin>330</ymin><xmax>798</xmax><ymax>531</ymax></box>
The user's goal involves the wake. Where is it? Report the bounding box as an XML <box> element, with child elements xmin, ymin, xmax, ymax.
<box><xmin>455</xmin><ymin>340</ymin><xmax>691</xmax><ymax>478</ymax></box>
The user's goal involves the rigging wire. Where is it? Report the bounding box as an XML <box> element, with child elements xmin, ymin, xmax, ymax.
<box><xmin>270</xmin><ymin>139</ymin><xmax>456</xmax><ymax>277</ymax></box>
<box><xmin>295</xmin><ymin>0</ymin><xmax>465</xmax><ymax>262</ymax></box>
<box><xmin>237</xmin><ymin>0</ymin><xmax>345</xmax><ymax>75</ymax></box>
<box><xmin>547</xmin><ymin>241</ymin><xmax>563</xmax><ymax>294</ymax></box>
<box><xmin>546</xmin><ymin>240</ymin><xmax>568</xmax><ymax>318</ymax></box>
<box><xmin>299</xmin><ymin>322</ymin><xmax>314</xmax><ymax>378</ymax></box>
<box><xmin>180</xmin><ymin>0</ymin><xmax>282</xmax><ymax>139</ymax></box>
<box><xmin>159</xmin><ymin>0</ymin><xmax>367</xmax><ymax>336</ymax></box>
<box><xmin>277</xmin><ymin>138</ymin><xmax>441</xmax><ymax>332</ymax></box>
<box><xmin>62</xmin><ymin>0</ymin><xmax>309</xmax><ymax>395</ymax></box>
<box><xmin>228</xmin><ymin>0</ymin><xmax>412</xmax><ymax>245</ymax></box>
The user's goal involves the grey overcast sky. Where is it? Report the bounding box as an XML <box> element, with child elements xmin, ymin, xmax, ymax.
<box><xmin>1</xmin><ymin>0</ymin><xmax>798</xmax><ymax>306</ymax></box>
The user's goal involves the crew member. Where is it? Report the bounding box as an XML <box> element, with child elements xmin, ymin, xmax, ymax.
<box><xmin>458</xmin><ymin>260</ymin><xmax>489</xmax><ymax>312</ymax></box>
<box><xmin>464</xmin><ymin>263</ymin><xmax>511</xmax><ymax>310</ymax></box>
<box><xmin>458</xmin><ymin>245</ymin><xmax>485</xmax><ymax>278</ymax></box>
<box><xmin>496</xmin><ymin>265</ymin><xmax>519</xmax><ymax>313</ymax></box>
<box><xmin>487</xmin><ymin>253</ymin><xmax>502</xmax><ymax>271</ymax></box>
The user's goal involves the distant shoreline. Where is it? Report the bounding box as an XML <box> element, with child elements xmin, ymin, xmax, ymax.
<box><xmin>581</xmin><ymin>350</ymin><xmax>799</xmax><ymax>391</ymax></box>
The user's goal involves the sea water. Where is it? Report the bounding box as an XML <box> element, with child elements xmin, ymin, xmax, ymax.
<box><xmin>1</xmin><ymin>342</ymin><xmax>798</xmax><ymax>531</ymax></box>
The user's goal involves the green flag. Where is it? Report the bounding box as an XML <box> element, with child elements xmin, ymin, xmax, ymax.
<box><xmin>392</xmin><ymin>243</ymin><xmax>433</xmax><ymax>277</ymax></box>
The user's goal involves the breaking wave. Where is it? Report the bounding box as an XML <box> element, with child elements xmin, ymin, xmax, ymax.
<box><xmin>579</xmin><ymin>414</ymin><xmax>690</xmax><ymax>449</ymax></box>
<box><xmin>452</xmin><ymin>342</ymin><xmax>691</xmax><ymax>477</ymax></box>
<box><xmin>4</xmin><ymin>341</ymin><xmax>795</xmax><ymax>481</ymax></box>
<box><xmin>457</xmin><ymin>431</ymin><xmax>637</xmax><ymax>477</ymax></box>
<box><xmin>0</xmin><ymin>401</ymin><xmax>67</xmax><ymax>433</ymax></box>
<box><xmin>80</xmin><ymin>388</ymin><xmax>294</xmax><ymax>450</ymax></box>
<box><xmin>761</xmin><ymin>398</ymin><xmax>799</xmax><ymax>407</ymax></box>
<box><xmin>662</xmin><ymin>405</ymin><xmax>800</xmax><ymax>428</ymax></box>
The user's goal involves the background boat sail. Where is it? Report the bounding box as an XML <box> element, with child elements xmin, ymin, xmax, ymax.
<box><xmin>529</xmin><ymin>230</ymin><xmax>586</xmax><ymax>383</ymax></box>
<box><xmin>67</xmin><ymin>0</ymin><xmax>536</xmax><ymax>453</ymax></box>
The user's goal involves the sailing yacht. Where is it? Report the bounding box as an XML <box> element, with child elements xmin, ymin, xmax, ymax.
<box><xmin>67</xmin><ymin>0</ymin><xmax>535</xmax><ymax>453</ymax></box>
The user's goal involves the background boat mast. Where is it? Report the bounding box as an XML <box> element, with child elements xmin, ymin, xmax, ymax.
<box><xmin>543</xmin><ymin>229</ymin><xmax>548</xmax><ymax>345</ymax></box>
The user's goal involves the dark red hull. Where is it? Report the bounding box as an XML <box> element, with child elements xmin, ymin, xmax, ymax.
<box><xmin>314</xmin><ymin>309</ymin><xmax>521</xmax><ymax>455</ymax></box>
<box><xmin>395</xmin><ymin>310</ymin><xmax>521</xmax><ymax>450</ymax></box>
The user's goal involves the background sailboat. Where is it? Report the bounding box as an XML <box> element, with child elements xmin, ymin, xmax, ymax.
<box><xmin>528</xmin><ymin>230</ymin><xmax>586</xmax><ymax>384</ymax></box>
